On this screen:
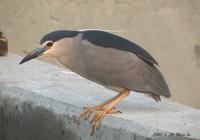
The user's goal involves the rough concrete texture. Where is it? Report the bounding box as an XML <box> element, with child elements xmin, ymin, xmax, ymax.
<box><xmin>0</xmin><ymin>54</ymin><xmax>199</xmax><ymax>140</ymax></box>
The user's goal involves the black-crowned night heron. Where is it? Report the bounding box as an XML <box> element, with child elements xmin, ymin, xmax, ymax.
<box><xmin>0</xmin><ymin>31</ymin><xmax>8</xmax><ymax>56</ymax></box>
<box><xmin>19</xmin><ymin>29</ymin><xmax>171</xmax><ymax>135</ymax></box>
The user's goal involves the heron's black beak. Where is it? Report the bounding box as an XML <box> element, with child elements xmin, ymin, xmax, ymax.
<box><xmin>19</xmin><ymin>47</ymin><xmax>49</xmax><ymax>64</ymax></box>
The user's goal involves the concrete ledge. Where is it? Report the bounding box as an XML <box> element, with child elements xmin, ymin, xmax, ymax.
<box><xmin>0</xmin><ymin>54</ymin><xmax>200</xmax><ymax>140</ymax></box>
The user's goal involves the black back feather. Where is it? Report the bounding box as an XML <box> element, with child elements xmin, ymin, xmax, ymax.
<box><xmin>40</xmin><ymin>29</ymin><xmax>158</xmax><ymax>65</ymax></box>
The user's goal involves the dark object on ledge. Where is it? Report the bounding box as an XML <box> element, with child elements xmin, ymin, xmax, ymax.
<box><xmin>19</xmin><ymin>29</ymin><xmax>171</xmax><ymax>135</ymax></box>
<box><xmin>0</xmin><ymin>31</ymin><xmax>8</xmax><ymax>56</ymax></box>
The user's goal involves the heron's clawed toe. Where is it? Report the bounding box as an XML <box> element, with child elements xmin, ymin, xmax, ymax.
<box><xmin>75</xmin><ymin>105</ymin><xmax>121</xmax><ymax>135</ymax></box>
<box><xmin>74</xmin><ymin>105</ymin><xmax>104</xmax><ymax>125</ymax></box>
<box><xmin>89</xmin><ymin>107</ymin><xmax>118</xmax><ymax>135</ymax></box>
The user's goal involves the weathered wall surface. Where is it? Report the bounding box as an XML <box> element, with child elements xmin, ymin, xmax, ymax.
<box><xmin>0</xmin><ymin>0</ymin><xmax>200</xmax><ymax>108</ymax></box>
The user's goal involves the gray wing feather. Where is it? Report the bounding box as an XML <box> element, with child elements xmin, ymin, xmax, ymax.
<box><xmin>79</xmin><ymin>40</ymin><xmax>170</xmax><ymax>97</ymax></box>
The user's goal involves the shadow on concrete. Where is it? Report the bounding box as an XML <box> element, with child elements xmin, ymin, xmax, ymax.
<box><xmin>0</xmin><ymin>98</ymin><xmax>80</xmax><ymax>140</ymax></box>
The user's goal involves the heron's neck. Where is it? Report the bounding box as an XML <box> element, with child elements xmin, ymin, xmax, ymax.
<box><xmin>57</xmin><ymin>35</ymin><xmax>83</xmax><ymax>74</ymax></box>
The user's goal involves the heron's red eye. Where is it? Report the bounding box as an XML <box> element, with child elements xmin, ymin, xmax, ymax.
<box><xmin>46</xmin><ymin>41</ymin><xmax>54</xmax><ymax>47</ymax></box>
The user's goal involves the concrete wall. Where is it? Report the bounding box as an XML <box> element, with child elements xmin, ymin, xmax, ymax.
<box><xmin>0</xmin><ymin>0</ymin><xmax>200</xmax><ymax>108</ymax></box>
<box><xmin>0</xmin><ymin>54</ymin><xmax>200</xmax><ymax>140</ymax></box>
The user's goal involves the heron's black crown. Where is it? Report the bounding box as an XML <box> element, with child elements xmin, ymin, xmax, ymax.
<box><xmin>40</xmin><ymin>30</ymin><xmax>79</xmax><ymax>45</ymax></box>
<box><xmin>40</xmin><ymin>29</ymin><xmax>158</xmax><ymax>65</ymax></box>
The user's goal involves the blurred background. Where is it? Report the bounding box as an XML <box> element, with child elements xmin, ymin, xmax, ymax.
<box><xmin>0</xmin><ymin>0</ymin><xmax>199</xmax><ymax>108</ymax></box>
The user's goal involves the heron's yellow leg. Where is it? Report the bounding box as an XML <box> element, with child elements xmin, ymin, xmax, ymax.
<box><xmin>75</xmin><ymin>92</ymin><xmax>123</xmax><ymax>124</ymax></box>
<box><xmin>90</xmin><ymin>90</ymin><xmax>129</xmax><ymax>135</ymax></box>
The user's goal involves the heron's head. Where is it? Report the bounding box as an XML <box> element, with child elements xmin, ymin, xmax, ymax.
<box><xmin>19</xmin><ymin>30</ymin><xmax>80</xmax><ymax>64</ymax></box>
